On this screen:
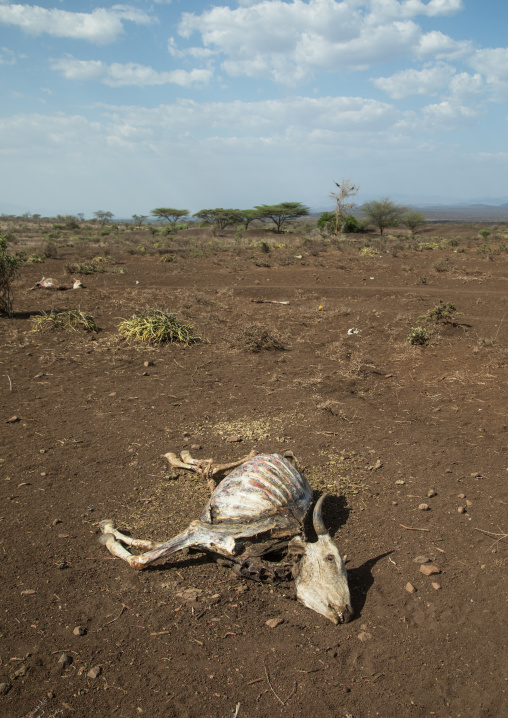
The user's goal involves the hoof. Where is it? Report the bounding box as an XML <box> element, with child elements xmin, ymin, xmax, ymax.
<box><xmin>98</xmin><ymin>519</ymin><xmax>115</xmax><ymax>532</ymax></box>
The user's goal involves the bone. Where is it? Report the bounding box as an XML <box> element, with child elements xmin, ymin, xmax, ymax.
<box><xmin>98</xmin><ymin>520</ymin><xmax>159</xmax><ymax>550</ymax></box>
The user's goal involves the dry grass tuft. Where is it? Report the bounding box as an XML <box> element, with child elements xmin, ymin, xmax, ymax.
<box><xmin>233</xmin><ymin>324</ymin><xmax>288</xmax><ymax>352</ymax></box>
<box><xmin>31</xmin><ymin>309</ymin><xmax>99</xmax><ymax>333</ymax></box>
<box><xmin>118</xmin><ymin>308</ymin><xmax>201</xmax><ymax>345</ymax></box>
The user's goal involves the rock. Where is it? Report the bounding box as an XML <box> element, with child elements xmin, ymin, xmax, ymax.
<box><xmin>427</xmin><ymin>489</ymin><xmax>437</xmax><ymax>498</ymax></box>
<box><xmin>405</xmin><ymin>582</ymin><xmax>416</xmax><ymax>593</ymax></box>
<box><xmin>420</xmin><ymin>564</ymin><xmax>441</xmax><ymax>576</ymax></box>
<box><xmin>431</xmin><ymin>582</ymin><xmax>441</xmax><ymax>590</ymax></box>
<box><xmin>52</xmin><ymin>519</ymin><xmax>62</xmax><ymax>526</ymax></box>
<box><xmin>470</xmin><ymin>472</ymin><xmax>481</xmax><ymax>478</ymax></box>
<box><xmin>458</xmin><ymin>506</ymin><xmax>466</xmax><ymax>514</ymax></box>
<box><xmin>190</xmin><ymin>444</ymin><xmax>202</xmax><ymax>451</ymax></box>
<box><xmin>414</xmin><ymin>556</ymin><xmax>430</xmax><ymax>564</ymax></box>
<box><xmin>357</xmin><ymin>632</ymin><xmax>372</xmax><ymax>642</ymax></box>
<box><xmin>175</xmin><ymin>588</ymin><xmax>203</xmax><ymax>602</ymax></box>
<box><xmin>457</xmin><ymin>493</ymin><xmax>466</xmax><ymax>499</ymax></box>
<box><xmin>266</xmin><ymin>617</ymin><xmax>284</xmax><ymax>628</ymax></box>
<box><xmin>6</xmin><ymin>416</ymin><xmax>20</xmax><ymax>423</ymax></box>
<box><xmin>73</xmin><ymin>626</ymin><xmax>86</xmax><ymax>636</ymax></box>
<box><xmin>21</xmin><ymin>589</ymin><xmax>36</xmax><ymax>595</ymax></box>
<box><xmin>466</xmin><ymin>499</ymin><xmax>473</xmax><ymax>507</ymax></box>
<box><xmin>13</xmin><ymin>665</ymin><xmax>28</xmax><ymax>679</ymax></box>
<box><xmin>87</xmin><ymin>666</ymin><xmax>102</xmax><ymax>679</ymax></box>
<box><xmin>58</xmin><ymin>653</ymin><xmax>73</xmax><ymax>668</ymax></box>
<box><xmin>226</xmin><ymin>435</ymin><xmax>242</xmax><ymax>443</ymax></box>
<box><xmin>0</xmin><ymin>682</ymin><xmax>12</xmax><ymax>695</ymax></box>
<box><xmin>143</xmin><ymin>361</ymin><xmax>154</xmax><ymax>367</ymax></box>
<box><xmin>395</xmin><ymin>480</ymin><xmax>405</xmax><ymax>485</ymax></box>
<box><xmin>392</xmin><ymin>501</ymin><xmax>398</xmax><ymax>506</ymax></box>
<box><xmin>418</xmin><ymin>503</ymin><xmax>430</xmax><ymax>511</ymax></box>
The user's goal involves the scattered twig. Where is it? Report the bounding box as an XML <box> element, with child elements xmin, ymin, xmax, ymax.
<box><xmin>7</xmin><ymin>375</ymin><xmax>12</xmax><ymax>391</ymax></box>
<box><xmin>263</xmin><ymin>662</ymin><xmax>297</xmax><ymax>706</ymax></box>
<box><xmin>247</xmin><ymin>678</ymin><xmax>263</xmax><ymax>685</ymax></box>
<box><xmin>251</xmin><ymin>299</ymin><xmax>289</xmax><ymax>305</ymax></box>
<box><xmin>474</xmin><ymin>527</ymin><xmax>507</xmax><ymax>550</ymax></box>
<box><xmin>233</xmin><ymin>702</ymin><xmax>240</xmax><ymax>718</ymax></box>
<box><xmin>103</xmin><ymin>603</ymin><xmax>128</xmax><ymax>627</ymax></box>
<box><xmin>400</xmin><ymin>524</ymin><xmax>430</xmax><ymax>532</ymax></box>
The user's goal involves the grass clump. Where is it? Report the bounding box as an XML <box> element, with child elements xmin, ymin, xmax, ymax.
<box><xmin>65</xmin><ymin>261</ymin><xmax>106</xmax><ymax>275</ymax></box>
<box><xmin>234</xmin><ymin>324</ymin><xmax>287</xmax><ymax>352</ymax></box>
<box><xmin>118</xmin><ymin>309</ymin><xmax>201</xmax><ymax>345</ymax></box>
<box><xmin>419</xmin><ymin>299</ymin><xmax>461</xmax><ymax>325</ymax></box>
<box><xmin>31</xmin><ymin>310</ymin><xmax>99</xmax><ymax>333</ymax></box>
<box><xmin>26</xmin><ymin>254</ymin><xmax>44</xmax><ymax>263</ymax></box>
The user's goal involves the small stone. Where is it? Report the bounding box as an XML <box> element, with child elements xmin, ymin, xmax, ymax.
<box><xmin>470</xmin><ymin>472</ymin><xmax>481</xmax><ymax>478</ymax></box>
<box><xmin>142</xmin><ymin>371</ymin><xmax>149</xmax><ymax>376</ymax></box>
<box><xmin>431</xmin><ymin>582</ymin><xmax>441</xmax><ymax>590</ymax></box>
<box><xmin>418</xmin><ymin>503</ymin><xmax>430</xmax><ymax>511</ymax></box>
<box><xmin>466</xmin><ymin>499</ymin><xmax>473</xmax><ymax>507</ymax></box>
<box><xmin>395</xmin><ymin>480</ymin><xmax>405</xmax><ymax>485</ymax></box>
<box><xmin>0</xmin><ymin>683</ymin><xmax>12</xmax><ymax>695</ymax></box>
<box><xmin>226</xmin><ymin>435</ymin><xmax>242</xmax><ymax>443</ymax></box>
<box><xmin>457</xmin><ymin>493</ymin><xmax>466</xmax><ymax>499</ymax></box>
<box><xmin>190</xmin><ymin>444</ymin><xmax>202</xmax><ymax>451</ymax></box>
<box><xmin>414</xmin><ymin>556</ymin><xmax>430</xmax><ymax>564</ymax></box>
<box><xmin>405</xmin><ymin>582</ymin><xmax>416</xmax><ymax>594</ymax></box>
<box><xmin>58</xmin><ymin>653</ymin><xmax>73</xmax><ymax>667</ymax></box>
<box><xmin>427</xmin><ymin>489</ymin><xmax>437</xmax><ymax>498</ymax></box>
<box><xmin>420</xmin><ymin>564</ymin><xmax>441</xmax><ymax>576</ymax></box>
<box><xmin>266</xmin><ymin>617</ymin><xmax>284</xmax><ymax>628</ymax></box>
<box><xmin>73</xmin><ymin>626</ymin><xmax>86</xmax><ymax>636</ymax></box>
<box><xmin>7</xmin><ymin>415</ymin><xmax>20</xmax><ymax>423</ymax></box>
<box><xmin>87</xmin><ymin>666</ymin><xmax>102</xmax><ymax>679</ymax></box>
<box><xmin>392</xmin><ymin>501</ymin><xmax>398</xmax><ymax>506</ymax></box>
<box><xmin>445</xmin><ymin>468</ymin><xmax>453</xmax><ymax>474</ymax></box>
<box><xmin>39</xmin><ymin>449</ymin><xmax>46</xmax><ymax>454</ymax></box>
<box><xmin>143</xmin><ymin>361</ymin><xmax>154</xmax><ymax>367</ymax></box>
<box><xmin>52</xmin><ymin>519</ymin><xmax>62</xmax><ymax>526</ymax></box>
<box><xmin>357</xmin><ymin>632</ymin><xmax>372</xmax><ymax>642</ymax></box>
<box><xmin>21</xmin><ymin>589</ymin><xmax>36</xmax><ymax>595</ymax></box>
<box><xmin>57</xmin><ymin>562</ymin><xmax>68</xmax><ymax>570</ymax></box>
<box><xmin>13</xmin><ymin>665</ymin><xmax>28</xmax><ymax>679</ymax></box>
<box><xmin>458</xmin><ymin>506</ymin><xmax>466</xmax><ymax>514</ymax></box>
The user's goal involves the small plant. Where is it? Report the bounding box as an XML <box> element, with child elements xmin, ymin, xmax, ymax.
<box><xmin>259</xmin><ymin>241</ymin><xmax>271</xmax><ymax>254</ymax></box>
<box><xmin>65</xmin><ymin>261</ymin><xmax>105</xmax><ymax>275</ymax></box>
<box><xmin>118</xmin><ymin>309</ymin><xmax>201</xmax><ymax>345</ymax></box>
<box><xmin>478</xmin><ymin>229</ymin><xmax>491</xmax><ymax>239</ymax></box>
<box><xmin>408</xmin><ymin>326</ymin><xmax>429</xmax><ymax>345</ymax></box>
<box><xmin>235</xmin><ymin>324</ymin><xmax>287</xmax><ymax>352</ymax></box>
<box><xmin>160</xmin><ymin>254</ymin><xmax>175</xmax><ymax>263</ymax></box>
<box><xmin>31</xmin><ymin>310</ymin><xmax>99</xmax><ymax>333</ymax></box>
<box><xmin>0</xmin><ymin>234</ymin><xmax>24</xmax><ymax>316</ymax></box>
<box><xmin>26</xmin><ymin>254</ymin><xmax>44</xmax><ymax>263</ymax></box>
<box><xmin>359</xmin><ymin>246</ymin><xmax>378</xmax><ymax>256</ymax></box>
<box><xmin>419</xmin><ymin>299</ymin><xmax>461</xmax><ymax>325</ymax></box>
<box><xmin>43</xmin><ymin>241</ymin><xmax>58</xmax><ymax>259</ymax></box>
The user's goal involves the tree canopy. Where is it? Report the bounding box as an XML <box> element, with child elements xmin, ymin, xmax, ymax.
<box><xmin>151</xmin><ymin>208</ymin><xmax>189</xmax><ymax>224</ymax></box>
<box><xmin>401</xmin><ymin>210</ymin><xmax>427</xmax><ymax>236</ymax></box>
<box><xmin>254</xmin><ymin>202</ymin><xmax>309</xmax><ymax>233</ymax></box>
<box><xmin>93</xmin><ymin>210</ymin><xmax>114</xmax><ymax>227</ymax></box>
<box><xmin>330</xmin><ymin>179</ymin><xmax>359</xmax><ymax>234</ymax></box>
<box><xmin>360</xmin><ymin>198</ymin><xmax>407</xmax><ymax>236</ymax></box>
<box><xmin>192</xmin><ymin>208</ymin><xmax>242</xmax><ymax>230</ymax></box>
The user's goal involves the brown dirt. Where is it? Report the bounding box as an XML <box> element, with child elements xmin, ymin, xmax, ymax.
<box><xmin>1</xmin><ymin>228</ymin><xmax>507</xmax><ymax>718</ymax></box>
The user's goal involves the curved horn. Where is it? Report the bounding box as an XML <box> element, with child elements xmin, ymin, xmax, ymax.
<box><xmin>313</xmin><ymin>493</ymin><xmax>329</xmax><ymax>536</ymax></box>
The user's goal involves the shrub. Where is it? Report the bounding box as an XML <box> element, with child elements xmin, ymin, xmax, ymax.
<box><xmin>31</xmin><ymin>310</ymin><xmax>99</xmax><ymax>333</ymax></box>
<box><xmin>478</xmin><ymin>229</ymin><xmax>491</xmax><ymax>239</ymax></box>
<box><xmin>26</xmin><ymin>254</ymin><xmax>44</xmax><ymax>263</ymax></box>
<box><xmin>43</xmin><ymin>241</ymin><xmax>58</xmax><ymax>259</ymax></box>
<box><xmin>0</xmin><ymin>234</ymin><xmax>24</xmax><ymax>316</ymax></box>
<box><xmin>342</xmin><ymin>214</ymin><xmax>361</xmax><ymax>233</ymax></box>
<box><xmin>408</xmin><ymin>327</ymin><xmax>429</xmax><ymax>345</ymax></box>
<box><xmin>419</xmin><ymin>300</ymin><xmax>461</xmax><ymax>325</ymax></box>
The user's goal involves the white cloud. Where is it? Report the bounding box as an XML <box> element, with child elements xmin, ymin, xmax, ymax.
<box><xmin>51</xmin><ymin>56</ymin><xmax>212</xmax><ymax>87</ymax></box>
<box><xmin>0</xmin><ymin>4</ymin><xmax>152</xmax><ymax>44</ymax></box>
<box><xmin>0</xmin><ymin>46</ymin><xmax>16</xmax><ymax>64</ymax></box>
<box><xmin>415</xmin><ymin>30</ymin><xmax>472</xmax><ymax>60</ymax></box>
<box><xmin>177</xmin><ymin>0</ymin><xmax>466</xmax><ymax>84</ymax></box>
<box><xmin>469</xmin><ymin>48</ymin><xmax>508</xmax><ymax>100</ymax></box>
<box><xmin>421</xmin><ymin>99</ymin><xmax>480</xmax><ymax>127</ymax></box>
<box><xmin>372</xmin><ymin>62</ymin><xmax>456</xmax><ymax>98</ymax></box>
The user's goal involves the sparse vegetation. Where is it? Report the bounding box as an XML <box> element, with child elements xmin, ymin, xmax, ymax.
<box><xmin>0</xmin><ymin>233</ymin><xmax>24</xmax><ymax>316</ymax></box>
<box><xmin>360</xmin><ymin>198</ymin><xmax>407</xmax><ymax>236</ymax></box>
<box><xmin>419</xmin><ymin>300</ymin><xmax>461</xmax><ymax>325</ymax></box>
<box><xmin>408</xmin><ymin>326</ymin><xmax>430</xmax><ymax>345</ymax></box>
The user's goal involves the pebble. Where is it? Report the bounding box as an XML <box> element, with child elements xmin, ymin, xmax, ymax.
<box><xmin>52</xmin><ymin>519</ymin><xmax>62</xmax><ymax>526</ymax></box>
<box><xmin>420</xmin><ymin>564</ymin><xmax>441</xmax><ymax>576</ymax></box>
<box><xmin>7</xmin><ymin>415</ymin><xmax>20</xmax><ymax>424</ymax></box>
<box><xmin>87</xmin><ymin>666</ymin><xmax>102</xmax><ymax>679</ymax></box>
<box><xmin>470</xmin><ymin>472</ymin><xmax>481</xmax><ymax>478</ymax></box>
<box><xmin>405</xmin><ymin>582</ymin><xmax>416</xmax><ymax>593</ymax></box>
<box><xmin>418</xmin><ymin>503</ymin><xmax>430</xmax><ymax>511</ymax></box>
<box><xmin>395</xmin><ymin>480</ymin><xmax>405</xmax><ymax>485</ymax></box>
<box><xmin>414</xmin><ymin>556</ymin><xmax>430</xmax><ymax>564</ymax></box>
<box><xmin>432</xmin><ymin>582</ymin><xmax>441</xmax><ymax>590</ymax></box>
<box><xmin>458</xmin><ymin>506</ymin><xmax>466</xmax><ymax>514</ymax></box>
<box><xmin>58</xmin><ymin>653</ymin><xmax>73</xmax><ymax>667</ymax></box>
<box><xmin>0</xmin><ymin>683</ymin><xmax>12</xmax><ymax>695</ymax></box>
<box><xmin>190</xmin><ymin>444</ymin><xmax>202</xmax><ymax>451</ymax></box>
<box><xmin>21</xmin><ymin>589</ymin><xmax>36</xmax><ymax>595</ymax></box>
<box><xmin>266</xmin><ymin>617</ymin><xmax>284</xmax><ymax>628</ymax></box>
<box><xmin>392</xmin><ymin>501</ymin><xmax>398</xmax><ymax>506</ymax></box>
<box><xmin>226</xmin><ymin>435</ymin><xmax>242</xmax><ymax>443</ymax></box>
<box><xmin>143</xmin><ymin>360</ymin><xmax>154</xmax><ymax>367</ymax></box>
<box><xmin>457</xmin><ymin>493</ymin><xmax>466</xmax><ymax>499</ymax></box>
<box><xmin>73</xmin><ymin>626</ymin><xmax>86</xmax><ymax>636</ymax></box>
<box><xmin>13</xmin><ymin>665</ymin><xmax>28</xmax><ymax>679</ymax></box>
<box><xmin>427</xmin><ymin>489</ymin><xmax>437</xmax><ymax>498</ymax></box>
<box><xmin>466</xmin><ymin>499</ymin><xmax>473</xmax><ymax>507</ymax></box>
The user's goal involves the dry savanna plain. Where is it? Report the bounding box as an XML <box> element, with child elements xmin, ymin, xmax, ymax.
<box><xmin>1</xmin><ymin>218</ymin><xmax>507</xmax><ymax>718</ymax></box>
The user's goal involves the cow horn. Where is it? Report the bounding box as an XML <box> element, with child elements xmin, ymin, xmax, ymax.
<box><xmin>313</xmin><ymin>493</ymin><xmax>329</xmax><ymax>536</ymax></box>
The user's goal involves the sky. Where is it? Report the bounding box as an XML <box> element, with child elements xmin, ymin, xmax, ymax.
<box><xmin>0</xmin><ymin>0</ymin><xmax>507</xmax><ymax>218</ymax></box>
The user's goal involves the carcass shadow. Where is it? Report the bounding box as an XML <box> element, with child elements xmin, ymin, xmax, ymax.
<box><xmin>347</xmin><ymin>551</ymin><xmax>393</xmax><ymax>619</ymax></box>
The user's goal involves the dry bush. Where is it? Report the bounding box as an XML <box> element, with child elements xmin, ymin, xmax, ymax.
<box><xmin>233</xmin><ymin>324</ymin><xmax>288</xmax><ymax>352</ymax></box>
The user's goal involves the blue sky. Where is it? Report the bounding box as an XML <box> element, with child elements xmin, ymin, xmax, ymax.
<box><xmin>0</xmin><ymin>0</ymin><xmax>507</xmax><ymax>218</ymax></box>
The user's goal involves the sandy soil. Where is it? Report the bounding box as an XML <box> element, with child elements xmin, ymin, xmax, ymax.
<box><xmin>1</xmin><ymin>227</ymin><xmax>507</xmax><ymax>718</ymax></box>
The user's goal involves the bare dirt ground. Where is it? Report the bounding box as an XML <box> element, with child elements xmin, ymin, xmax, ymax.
<box><xmin>1</xmin><ymin>224</ymin><xmax>507</xmax><ymax>718</ymax></box>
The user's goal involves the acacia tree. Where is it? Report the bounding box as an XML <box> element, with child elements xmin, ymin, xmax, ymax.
<box><xmin>255</xmin><ymin>202</ymin><xmax>309</xmax><ymax>233</ymax></box>
<box><xmin>150</xmin><ymin>208</ymin><xmax>189</xmax><ymax>224</ymax></box>
<box><xmin>401</xmin><ymin>210</ymin><xmax>427</xmax><ymax>237</ymax></box>
<box><xmin>193</xmin><ymin>208</ymin><xmax>242</xmax><ymax>230</ymax></box>
<box><xmin>132</xmin><ymin>214</ymin><xmax>148</xmax><ymax>227</ymax></box>
<box><xmin>360</xmin><ymin>198</ymin><xmax>407</xmax><ymax>236</ymax></box>
<box><xmin>239</xmin><ymin>209</ymin><xmax>263</xmax><ymax>229</ymax></box>
<box><xmin>93</xmin><ymin>210</ymin><xmax>114</xmax><ymax>227</ymax></box>
<box><xmin>330</xmin><ymin>178</ymin><xmax>359</xmax><ymax>234</ymax></box>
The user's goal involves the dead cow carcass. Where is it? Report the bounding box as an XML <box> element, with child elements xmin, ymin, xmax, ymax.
<box><xmin>99</xmin><ymin>452</ymin><xmax>353</xmax><ymax>624</ymax></box>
